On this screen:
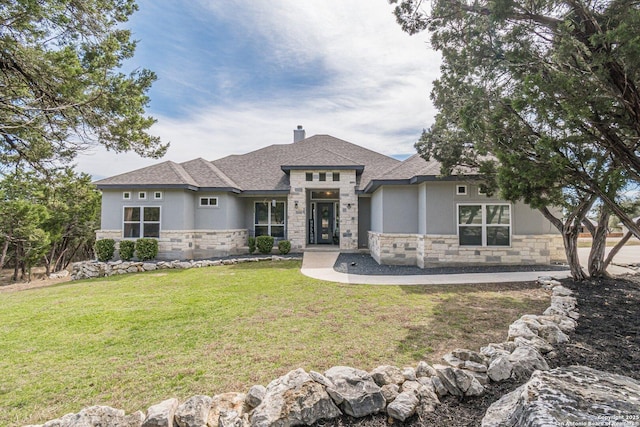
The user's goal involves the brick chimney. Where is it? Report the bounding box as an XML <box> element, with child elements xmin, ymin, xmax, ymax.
<box><xmin>293</xmin><ymin>125</ymin><xmax>306</xmax><ymax>143</ymax></box>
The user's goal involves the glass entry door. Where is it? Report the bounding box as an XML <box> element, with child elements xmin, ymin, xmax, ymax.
<box><xmin>316</xmin><ymin>202</ymin><xmax>334</xmax><ymax>244</ymax></box>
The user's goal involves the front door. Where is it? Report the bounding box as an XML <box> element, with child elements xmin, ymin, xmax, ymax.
<box><xmin>316</xmin><ymin>202</ymin><xmax>334</xmax><ymax>244</ymax></box>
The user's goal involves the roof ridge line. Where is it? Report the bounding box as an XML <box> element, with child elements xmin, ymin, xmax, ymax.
<box><xmin>287</xmin><ymin>146</ymin><xmax>361</xmax><ymax>165</ymax></box>
<box><xmin>200</xmin><ymin>159</ymin><xmax>241</xmax><ymax>189</ymax></box>
<box><xmin>167</xmin><ymin>161</ymin><xmax>199</xmax><ymax>187</ymax></box>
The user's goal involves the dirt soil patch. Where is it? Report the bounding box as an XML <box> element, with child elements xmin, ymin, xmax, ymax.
<box><xmin>314</xmin><ymin>275</ymin><xmax>640</xmax><ymax>427</ymax></box>
<box><xmin>0</xmin><ymin>267</ymin><xmax>71</xmax><ymax>293</ymax></box>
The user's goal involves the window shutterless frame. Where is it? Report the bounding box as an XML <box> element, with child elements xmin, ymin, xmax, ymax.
<box><xmin>199</xmin><ymin>197</ymin><xmax>219</xmax><ymax>207</ymax></box>
<box><xmin>122</xmin><ymin>206</ymin><xmax>161</xmax><ymax>239</ymax></box>
<box><xmin>456</xmin><ymin>203</ymin><xmax>511</xmax><ymax>247</ymax></box>
<box><xmin>254</xmin><ymin>201</ymin><xmax>286</xmax><ymax>238</ymax></box>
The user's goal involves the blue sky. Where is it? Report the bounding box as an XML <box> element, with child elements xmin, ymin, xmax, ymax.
<box><xmin>76</xmin><ymin>0</ymin><xmax>441</xmax><ymax>180</ymax></box>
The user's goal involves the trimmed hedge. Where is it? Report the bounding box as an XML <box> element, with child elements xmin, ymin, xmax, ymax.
<box><xmin>256</xmin><ymin>235</ymin><xmax>274</xmax><ymax>254</ymax></box>
<box><xmin>95</xmin><ymin>239</ymin><xmax>115</xmax><ymax>262</ymax></box>
<box><xmin>278</xmin><ymin>240</ymin><xmax>291</xmax><ymax>255</ymax></box>
<box><xmin>135</xmin><ymin>238</ymin><xmax>158</xmax><ymax>261</ymax></box>
<box><xmin>119</xmin><ymin>240</ymin><xmax>135</xmax><ymax>261</ymax></box>
<box><xmin>248</xmin><ymin>236</ymin><xmax>256</xmax><ymax>254</ymax></box>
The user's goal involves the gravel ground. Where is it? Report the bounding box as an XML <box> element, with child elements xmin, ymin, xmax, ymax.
<box><xmin>333</xmin><ymin>253</ymin><xmax>570</xmax><ymax>275</ymax></box>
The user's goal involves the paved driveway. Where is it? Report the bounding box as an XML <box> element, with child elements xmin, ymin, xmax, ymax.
<box><xmin>578</xmin><ymin>244</ymin><xmax>640</xmax><ymax>275</ymax></box>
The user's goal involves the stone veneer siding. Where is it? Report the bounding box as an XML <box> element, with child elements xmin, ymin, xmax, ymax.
<box><xmin>287</xmin><ymin>170</ymin><xmax>359</xmax><ymax>251</ymax></box>
<box><xmin>96</xmin><ymin>229</ymin><xmax>248</xmax><ymax>260</ymax></box>
<box><xmin>369</xmin><ymin>232</ymin><xmax>566</xmax><ymax>267</ymax></box>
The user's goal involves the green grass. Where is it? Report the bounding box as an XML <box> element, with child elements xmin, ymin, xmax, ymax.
<box><xmin>0</xmin><ymin>261</ymin><xmax>548</xmax><ymax>426</ymax></box>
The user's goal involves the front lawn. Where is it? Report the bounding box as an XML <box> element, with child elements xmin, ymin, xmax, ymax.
<box><xmin>0</xmin><ymin>260</ymin><xmax>548</xmax><ymax>426</ymax></box>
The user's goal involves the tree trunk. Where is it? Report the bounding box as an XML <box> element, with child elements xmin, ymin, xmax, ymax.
<box><xmin>539</xmin><ymin>196</ymin><xmax>594</xmax><ymax>281</ymax></box>
<box><xmin>603</xmin><ymin>217</ymin><xmax>640</xmax><ymax>269</ymax></box>
<box><xmin>562</xmin><ymin>224</ymin><xmax>587</xmax><ymax>281</ymax></box>
<box><xmin>0</xmin><ymin>238</ymin><xmax>9</xmax><ymax>270</ymax></box>
<box><xmin>586</xmin><ymin>210</ymin><xmax>610</xmax><ymax>277</ymax></box>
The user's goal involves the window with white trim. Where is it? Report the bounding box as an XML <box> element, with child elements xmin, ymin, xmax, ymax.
<box><xmin>255</xmin><ymin>201</ymin><xmax>285</xmax><ymax>238</ymax></box>
<box><xmin>154</xmin><ymin>191</ymin><xmax>163</xmax><ymax>200</ymax></box>
<box><xmin>123</xmin><ymin>191</ymin><xmax>131</xmax><ymax>200</ymax></box>
<box><xmin>199</xmin><ymin>197</ymin><xmax>218</xmax><ymax>207</ymax></box>
<box><xmin>123</xmin><ymin>207</ymin><xmax>160</xmax><ymax>238</ymax></box>
<box><xmin>458</xmin><ymin>204</ymin><xmax>510</xmax><ymax>246</ymax></box>
<box><xmin>138</xmin><ymin>191</ymin><xmax>146</xmax><ymax>200</ymax></box>
<box><xmin>456</xmin><ymin>185</ymin><xmax>468</xmax><ymax>195</ymax></box>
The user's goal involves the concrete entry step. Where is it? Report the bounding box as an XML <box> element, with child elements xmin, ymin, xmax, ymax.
<box><xmin>301</xmin><ymin>251</ymin><xmax>340</xmax><ymax>269</ymax></box>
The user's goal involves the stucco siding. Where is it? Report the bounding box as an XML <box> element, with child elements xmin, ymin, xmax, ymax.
<box><xmin>100</xmin><ymin>189</ymin><xmax>194</xmax><ymax>232</ymax></box>
<box><xmin>381</xmin><ymin>185</ymin><xmax>418</xmax><ymax>233</ymax></box>
<box><xmin>358</xmin><ymin>196</ymin><xmax>371</xmax><ymax>248</ymax></box>
<box><xmin>425</xmin><ymin>183</ymin><xmax>455</xmax><ymax>234</ymax></box>
<box><xmin>194</xmin><ymin>192</ymin><xmax>245</xmax><ymax>230</ymax></box>
<box><xmin>418</xmin><ymin>183</ymin><xmax>427</xmax><ymax>235</ymax></box>
<box><xmin>370</xmin><ymin>189</ymin><xmax>383</xmax><ymax>232</ymax></box>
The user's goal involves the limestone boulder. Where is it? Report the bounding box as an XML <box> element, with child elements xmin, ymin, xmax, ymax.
<box><xmin>487</xmin><ymin>356</ymin><xmax>513</xmax><ymax>383</ymax></box>
<box><xmin>482</xmin><ymin>366</ymin><xmax>640</xmax><ymax>427</ymax></box>
<box><xmin>402</xmin><ymin>367</ymin><xmax>417</xmax><ymax>382</ymax></box>
<box><xmin>433</xmin><ymin>365</ymin><xmax>484</xmax><ymax>397</ymax></box>
<box><xmin>143</xmin><ymin>399</ymin><xmax>179</xmax><ymax>427</ymax></box>
<box><xmin>369</xmin><ymin>365</ymin><xmax>405</xmax><ymax>386</ymax></box>
<box><xmin>386</xmin><ymin>392</ymin><xmax>419</xmax><ymax>422</ymax></box>
<box><xmin>323</xmin><ymin>366</ymin><xmax>386</xmax><ymax>418</ymax></box>
<box><xmin>513</xmin><ymin>336</ymin><xmax>554</xmax><ymax>354</ymax></box>
<box><xmin>208</xmin><ymin>393</ymin><xmax>247</xmax><ymax>427</ymax></box>
<box><xmin>42</xmin><ymin>406</ymin><xmax>144</xmax><ymax>427</ymax></box>
<box><xmin>174</xmin><ymin>395</ymin><xmax>212</xmax><ymax>427</ymax></box>
<box><xmin>380</xmin><ymin>384</ymin><xmax>400</xmax><ymax>403</ymax></box>
<box><xmin>507</xmin><ymin>346</ymin><xmax>549</xmax><ymax>380</ymax></box>
<box><xmin>245</xmin><ymin>385</ymin><xmax>266</xmax><ymax>409</ymax></box>
<box><xmin>415</xmin><ymin>361</ymin><xmax>438</xmax><ymax>378</ymax></box>
<box><xmin>250</xmin><ymin>368</ymin><xmax>341</xmax><ymax>427</ymax></box>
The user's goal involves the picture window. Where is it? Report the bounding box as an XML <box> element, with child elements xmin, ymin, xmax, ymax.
<box><xmin>123</xmin><ymin>206</ymin><xmax>160</xmax><ymax>238</ymax></box>
<box><xmin>458</xmin><ymin>204</ymin><xmax>510</xmax><ymax>247</ymax></box>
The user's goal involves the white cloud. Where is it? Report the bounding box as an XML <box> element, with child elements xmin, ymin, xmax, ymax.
<box><xmin>76</xmin><ymin>0</ymin><xmax>441</xmax><ymax>179</ymax></box>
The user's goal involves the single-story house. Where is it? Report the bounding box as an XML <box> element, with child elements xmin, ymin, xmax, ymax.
<box><xmin>95</xmin><ymin>126</ymin><xmax>565</xmax><ymax>266</ymax></box>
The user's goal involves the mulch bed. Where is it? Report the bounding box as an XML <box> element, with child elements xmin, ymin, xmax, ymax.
<box><xmin>314</xmin><ymin>274</ymin><xmax>640</xmax><ymax>427</ymax></box>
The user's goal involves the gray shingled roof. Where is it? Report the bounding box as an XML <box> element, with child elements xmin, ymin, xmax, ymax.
<box><xmin>181</xmin><ymin>158</ymin><xmax>240</xmax><ymax>190</ymax></box>
<box><xmin>95</xmin><ymin>134</ymin><xmax>402</xmax><ymax>192</ymax></box>
<box><xmin>375</xmin><ymin>154</ymin><xmax>442</xmax><ymax>180</ymax></box>
<box><xmin>211</xmin><ymin>134</ymin><xmax>400</xmax><ymax>191</ymax></box>
<box><xmin>94</xmin><ymin>161</ymin><xmax>199</xmax><ymax>188</ymax></box>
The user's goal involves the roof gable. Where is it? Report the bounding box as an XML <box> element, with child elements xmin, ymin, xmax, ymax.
<box><xmin>94</xmin><ymin>161</ymin><xmax>198</xmax><ymax>188</ymax></box>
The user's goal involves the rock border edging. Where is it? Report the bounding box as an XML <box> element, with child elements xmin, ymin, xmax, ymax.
<box><xmin>70</xmin><ymin>255</ymin><xmax>301</xmax><ymax>280</ymax></box>
<box><xmin>28</xmin><ymin>277</ymin><xmax>576</xmax><ymax>427</ymax></box>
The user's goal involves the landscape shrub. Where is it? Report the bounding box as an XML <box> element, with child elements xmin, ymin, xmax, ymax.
<box><xmin>135</xmin><ymin>238</ymin><xmax>158</xmax><ymax>261</ymax></box>
<box><xmin>256</xmin><ymin>235</ymin><xmax>274</xmax><ymax>254</ymax></box>
<box><xmin>118</xmin><ymin>240</ymin><xmax>135</xmax><ymax>261</ymax></box>
<box><xmin>248</xmin><ymin>236</ymin><xmax>256</xmax><ymax>254</ymax></box>
<box><xmin>95</xmin><ymin>239</ymin><xmax>115</xmax><ymax>262</ymax></box>
<box><xmin>278</xmin><ymin>240</ymin><xmax>291</xmax><ymax>255</ymax></box>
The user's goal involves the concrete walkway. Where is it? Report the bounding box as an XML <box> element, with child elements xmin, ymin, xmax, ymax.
<box><xmin>300</xmin><ymin>246</ymin><xmax>639</xmax><ymax>285</ymax></box>
<box><xmin>300</xmin><ymin>252</ymin><xmax>571</xmax><ymax>285</ymax></box>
